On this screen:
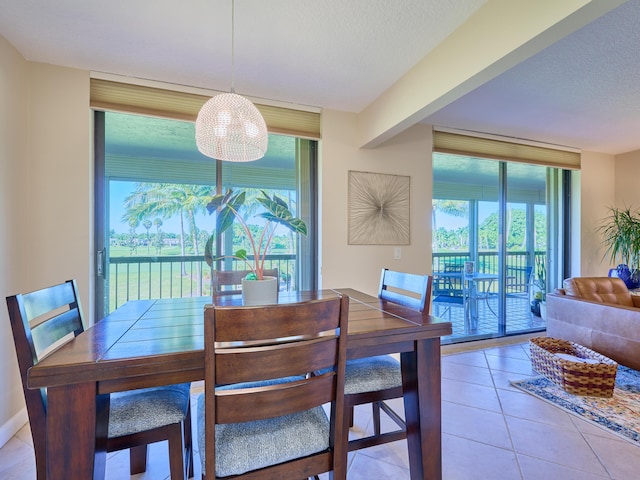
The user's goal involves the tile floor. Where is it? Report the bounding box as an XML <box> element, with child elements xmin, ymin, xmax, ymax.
<box><xmin>2</xmin><ymin>339</ymin><xmax>640</xmax><ymax>479</ymax></box>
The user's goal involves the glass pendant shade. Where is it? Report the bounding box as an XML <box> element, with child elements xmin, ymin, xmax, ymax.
<box><xmin>195</xmin><ymin>92</ymin><xmax>268</xmax><ymax>162</ymax></box>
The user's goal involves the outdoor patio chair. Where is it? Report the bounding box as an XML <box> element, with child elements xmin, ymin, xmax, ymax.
<box><xmin>432</xmin><ymin>264</ymin><xmax>465</xmax><ymax>321</ymax></box>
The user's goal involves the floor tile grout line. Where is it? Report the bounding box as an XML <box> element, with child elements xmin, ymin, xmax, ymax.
<box><xmin>484</xmin><ymin>350</ymin><xmax>527</xmax><ymax>480</ymax></box>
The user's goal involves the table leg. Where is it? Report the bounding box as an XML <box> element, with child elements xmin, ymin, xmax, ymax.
<box><xmin>401</xmin><ymin>338</ymin><xmax>442</xmax><ymax>480</ymax></box>
<box><xmin>468</xmin><ymin>281</ymin><xmax>478</xmax><ymax>329</ymax></box>
<box><xmin>46</xmin><ymin>382</ymin><xmax>107</xmax><ymax>480</ymax></box>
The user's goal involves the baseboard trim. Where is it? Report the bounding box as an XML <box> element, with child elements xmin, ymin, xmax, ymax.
<box><xmin>442</xmin><ymin>332</ymin><xmax>542</xmax><ymax>355</ymax></box>
<box><xmin>0</xmin><ymin>407</ymin><xmax>28</xmax><ymax>449</ymax></box>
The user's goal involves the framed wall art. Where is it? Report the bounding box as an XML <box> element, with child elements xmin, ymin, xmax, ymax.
<box><xmin>348</xmin><ymin>170</ymin><xmax>410</xmax><ymax>245</ymax></box>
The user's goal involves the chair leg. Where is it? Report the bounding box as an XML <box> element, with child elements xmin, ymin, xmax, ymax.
<box><xmin>372</xmin><ymin>401</ymin><xmax>382</xmax><ymax>435</ymax></box>
<box><xmin>167</xmin><ymin>423</ymin><xmax>187</xmax><ymax>480</ymax></box>
<box><xmin>129</xmin><ymin>445</ymin><xmax>148</xmax><ymax>475</ymax></box>
<box><xmin>348</xmin><ymin>405</ymin><xmax>354</xmax><ymax>427</ymax></box>
<box><xmin>184</xmin><ymin>402</ymin><xmax>194</xmax><ymax>478</ymax></box>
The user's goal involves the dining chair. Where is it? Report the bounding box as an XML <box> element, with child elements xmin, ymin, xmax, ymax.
<box><xmin>197</xmin><ymin>295</ymin><xmax>349</xmax><ymax>479</ymax></box>
<box><xmin>5</xmin><ymin>279</ymin><xmax>194</xmax><ymax>480</ymax></box>
<box><xmin>211</xmin><ymin>268</ymin><xmax>279</xmax><ymax>296</ymax></box>
<box><xmin>343</xmin><ymin>269</ymin><xmax>432</xmax><ymax>452</ymax></box>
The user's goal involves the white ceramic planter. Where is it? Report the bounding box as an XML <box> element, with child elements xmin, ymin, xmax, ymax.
<box><xmin>540</xmin><ymin>301</ymin><xmax>547</xmax><ymax>320</ymax></box>
<box><xmin>241</xmin><ymin>276</ymin><xmax>278</xmax><ymax>306</ymax></box>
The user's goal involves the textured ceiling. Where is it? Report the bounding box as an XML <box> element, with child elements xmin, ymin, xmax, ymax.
<box><xmin>1</xmin><ymin>0</ymin><xmax>639</xmax><ymax>155</ymax></box>
<box><xmin>427</xmin><ymin>0</ymin><xmax>640</xmax><ymax>155</ymax></box>
<box><xmin>0</xmin><ymin>0</ymin><xmax>485</xmax><ymax>111</ymax></box>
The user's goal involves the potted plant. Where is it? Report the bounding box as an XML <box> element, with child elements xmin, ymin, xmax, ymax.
<box><xmin>204</xmin><ymin>189</ymin><xmax>307</xmax><ymax>304</ymax></box>
<box><xmin>530</xmin><ymin>257</ymin><xmax>546</xmax><ymax>317</ymax></box>
<box><xmin>597</xmin><ymin>206</ymin><xmax>640</xmax><ymax>289</ymax></box>
<box><xmin>535</xmin><ymin>257</ymin><xmax>547</xmax><ymax>319</ymax></box>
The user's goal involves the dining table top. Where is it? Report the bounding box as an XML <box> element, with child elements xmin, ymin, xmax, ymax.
<box><xmin>28</xmin><ymin>288</ymin><xmax>452</xmax><ymax>392</ymax></box>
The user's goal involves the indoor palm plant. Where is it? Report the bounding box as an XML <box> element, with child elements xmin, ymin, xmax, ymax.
<box><xmin>204</xmin><ymin>188</ymin><xmax>307</xmax><ymax>281</ymax></box>
<box><xmin>597</xmin><ymin>206</ymin><xmax>640</xmax><ymax>288</ymax></box>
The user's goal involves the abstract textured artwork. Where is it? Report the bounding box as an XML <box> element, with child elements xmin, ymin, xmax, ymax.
<box><xmin>348</xmin><ymin>171</ymin><xmax>410</xmax><ymax>245</ymax></box>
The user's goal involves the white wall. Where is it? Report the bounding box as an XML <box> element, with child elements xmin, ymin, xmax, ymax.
<box><xmin>320</xmin><ymin>109</ymin><xmax>433</xmax><ymax>296</ymax></box>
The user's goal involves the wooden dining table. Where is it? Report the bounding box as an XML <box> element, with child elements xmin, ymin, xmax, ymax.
<box><xmin>27</xmin><ymin>288</ymin><xmax>452</xmax><ymax>480</ymax></box>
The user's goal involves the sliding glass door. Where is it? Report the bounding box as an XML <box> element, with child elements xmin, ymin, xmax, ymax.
<box><xmin>433</xmin><ymin>153</ymin><xmax>561</xmax><ymax>343</ymax></box>
<box><xmin>94</xmin><ymin>111</ymin><xmax>317</xmax><ymax>317</ymax></box>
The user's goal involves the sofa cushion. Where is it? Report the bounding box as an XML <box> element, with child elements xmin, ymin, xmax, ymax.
<box><xmin>562</xmin><ymin>277</ymin><xmax>633</xmax><ymax>307</ymax></box>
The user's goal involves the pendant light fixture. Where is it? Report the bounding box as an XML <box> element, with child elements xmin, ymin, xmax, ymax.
<box><xmin>195</xmin><ymin>0</ymin><xmax>268</xmax><ymax>162</ymax></box>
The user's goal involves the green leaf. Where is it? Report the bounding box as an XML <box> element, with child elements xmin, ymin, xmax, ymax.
<box><xmin>204</xmin><ymin>235</ymin><xmax>214</xmax><ymax>267</ymax></box>
<box><xmin>255</xmin><ymin>190</ymin><xmax>307</xmax><ymax>235</ymax></box>
<box><xmin>235</xmin><ymin>249</ymin><xmax>248</xmax><ymax>260</ymax></box>
<box><xmin>206</xmin><ymin>189</ymin><xmax>248</xmax><ymax>234</ymax></box>
<box><xmin>205</xmin><ymin>189</ymin><xmax>232</xmax><ymax>215</ymax></box>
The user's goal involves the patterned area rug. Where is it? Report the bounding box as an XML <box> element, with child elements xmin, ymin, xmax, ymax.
<box><xmin>511</xmin><ymin>365</ymin><xmax>640</xmax><ymax>445</ymax></box>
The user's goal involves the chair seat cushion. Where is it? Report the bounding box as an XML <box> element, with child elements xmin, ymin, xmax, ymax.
<box><xmin>197</xmin><ymin>392</ymin><xmax>330</xmax><ymax>477</ymax></box>
<box><xmin>108</xmin><ymin>383</ymin><xmax>191</xmax><ymax>438</ymax></box>
<box><xmin>344</xmin><ymin>355</ymin><xmax>402</xmax><ymax>395</ymax></box>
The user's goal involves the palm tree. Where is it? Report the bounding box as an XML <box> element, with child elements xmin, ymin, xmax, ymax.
<box><xmin>153</xmin><ymin>218</ymin><xmax>163</xmax><ymax>254</ymax></box>
<box><xmin>143</xmin><ymin>220</ymin><xmax>152</xmax><ymax>254</ymax></box>
<box><xmin>123</xmin><ymin>182</ymin><xmax>213</xmax><ymax>257</ymax></box>
<box><xmin>126</xmin><ymin>218</ymin><xmax>139</xmax><ymax>255</ymax></box>
<box><xmin>432</xmin><ymin>199</ymin><xmax>469</xmax><ymax>252</ymax></box>
<box><xmin>122</xmin><ymin>183</ymin><xmax>213</xmax><ymax>291</ymax></box>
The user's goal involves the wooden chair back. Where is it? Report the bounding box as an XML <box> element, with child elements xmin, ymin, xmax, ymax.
<box><xmin>6</xmin><ymin>280</ymin><xmax>84</xmax><ymax>480</ymax></box>
<box><xmin>7</xmin><ymin>280</ymin><xmax>194</xmax><ymax>479</ymax></box>
<box><xmin>203</xmin><ymin>295</ymin><xmax>349</xmax><ymax>479</ymax></box>
<box><xmin>378</xmin><ymin>268</ymin><xmax>432</xmax><ymax>313</ymax></box>
<box><xmin>211</xmin><ymin>268</ymin><xmax>279</xmax><ymax>296</ymax></box>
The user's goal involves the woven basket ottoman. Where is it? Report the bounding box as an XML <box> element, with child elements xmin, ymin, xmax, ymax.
<box><xmin>529</xmin><ymin>337</ymin><xmax>618</xmax><ymax>397</ymax></box>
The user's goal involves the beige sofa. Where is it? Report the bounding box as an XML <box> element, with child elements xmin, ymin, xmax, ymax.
<box><xmin>546</xmin><ymin>277</ymin><xmax>640</xmax><ymax>370</ymax></box>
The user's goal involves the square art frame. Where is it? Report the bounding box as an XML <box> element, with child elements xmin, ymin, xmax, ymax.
<box><xmin>348</xmin><ymin>170</ymin><xmax>410</xmax><ymax>245</ymax></box>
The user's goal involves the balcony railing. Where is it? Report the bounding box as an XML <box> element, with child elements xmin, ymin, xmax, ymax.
<box><xmin>108</xmin><ymin>254</ymin><xmax>296</xmax><ymax>312</ymax></box>
<box><xmin>433</xmin><ymin>250</ymin><xmax>546</xmax><ymax>293</ymax></box>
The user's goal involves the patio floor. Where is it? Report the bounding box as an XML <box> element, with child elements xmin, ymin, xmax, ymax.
<box><xmin>436</xmin><ymin>293</ymin><xmax>547</xmax><ymax>344</ymax></box>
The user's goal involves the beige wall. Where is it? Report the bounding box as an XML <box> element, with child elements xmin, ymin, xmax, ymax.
<box><xmin>0</xmin><ymin>34</ymin><xmax>29</xmax><ymax>446</ymax></box>
<box><xmin>578</xmin><ymin>151</ymin><xmax>616</xmax><ymax>277</ymax></box>
<box><xmin>0</xmin><ymin>37</ymin><xmax>91</xmax><ymax>444</ymax></box>
<box><xmin>320</xmin><ymin>109</ymin><xmax>433</xmax><ymax>296</ymax></box>
<box><xmin>615</xmin><ymin>149</ymin><xmax>640</xmax><ymax>207</ymax></box>
<box><xmin>25</xmin><ymin>63</ymin><xmax>92</xmax><ymax>301</ymax></box>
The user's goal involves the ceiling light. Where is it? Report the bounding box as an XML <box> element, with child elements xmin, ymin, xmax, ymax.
<box><xmin>195</xmin><ymin>0</ymin><xmax>268</xmax><ymax>162</ymax></box>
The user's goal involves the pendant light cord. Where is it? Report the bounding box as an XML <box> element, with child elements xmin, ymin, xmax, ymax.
<box><xmin>230</xmin><ymin>0</ymin><xmax>235</xmax><ymax>94</ymax></box>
